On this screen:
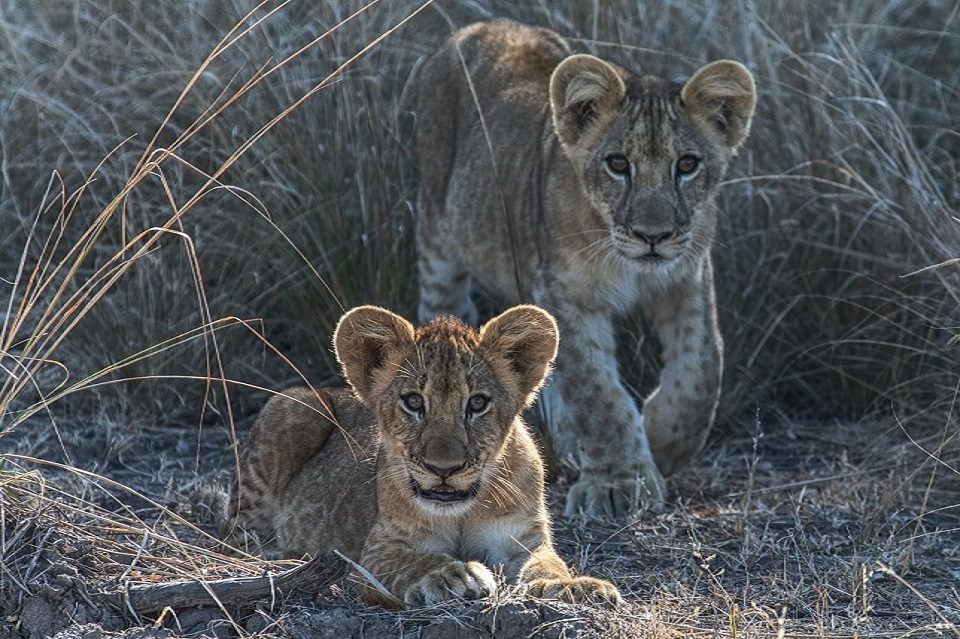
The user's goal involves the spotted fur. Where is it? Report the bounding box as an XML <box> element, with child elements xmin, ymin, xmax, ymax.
<box><xmin>416</xmin><ymin>20</ymin><xmax>756</xmax><ymax>517</ymax></box>
<box><xmin>223</xmin><ymin>305</ymin><xmax>621</xmax><ymax>608</ymax></box>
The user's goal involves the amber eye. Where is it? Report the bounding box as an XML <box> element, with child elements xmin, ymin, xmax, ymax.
<box><xmin>605</xmin><ymin>154</ymin><xmax>630</xmax><ymax>176</ymax></box>
<box><xmin>402</xmin><ymin>393</ymin><xmax>424</xmax><ymax>413</ymax></box>
<box><xmin>676</xmin><ymin>155</ymin><xmax>700</xmax><ymax>175</ymax></box>
<box><xmin>467</xmin><ymin>395</ymin><xmax>489</xmax><ymax>415</ymax></box>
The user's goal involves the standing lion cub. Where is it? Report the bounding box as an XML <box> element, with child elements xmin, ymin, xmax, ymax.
<box><xmin>223</xmin><ymin>305</ymin><xmax>620</xmax><ymax>608</ymax></box>
<box><xmin>416</xmin><ymin>20</ymin><xmax>757</xmax><ymax>517</ymax></box>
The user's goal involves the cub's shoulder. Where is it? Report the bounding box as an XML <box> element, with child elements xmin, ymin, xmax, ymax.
<box><xmin>437</xmin><ymin>19</ymin><xmax>571</xmax><ymax>87</ymax></box>
<box><xmin>253</xmin><ymin>385</ymin><xmax>357</xmax><ymax>429</ymax></box>
<box><xmin>454</xmin><ymin>19</ymin><xmax>570</xmax><ymax>59</ymax></box>
<box><xmin>244</xmin><ymin>385</ymin><xmax>375</xmax><ymax>461</ymax></box>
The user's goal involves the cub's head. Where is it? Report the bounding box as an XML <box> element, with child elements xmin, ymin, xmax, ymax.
<box><xmin>550</xmin><ymin>54</ymin><xmax>756</xmax><ymax>270</ymax></box>
<box><xmin>333</xmin><ymin>305</ymin><xmax>558</xmax><ymax>515</ymax></box>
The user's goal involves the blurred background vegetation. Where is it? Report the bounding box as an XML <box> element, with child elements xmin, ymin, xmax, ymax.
<box><xmin>0</xmin><ymin>0</ymin><xmax>956</xmax><ymax>466</ymax></box>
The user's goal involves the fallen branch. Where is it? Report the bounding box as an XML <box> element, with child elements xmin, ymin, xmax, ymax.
<box><xmin>96</xmin><ymin>552</ymin><xmax>347</xmax><ymax>615</ymax></box>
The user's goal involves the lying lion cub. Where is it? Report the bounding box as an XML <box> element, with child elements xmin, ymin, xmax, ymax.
<box><xmin>223</xmin><ymin>305</ymin><xmax>621</xmax><ymax>608</ymax></box>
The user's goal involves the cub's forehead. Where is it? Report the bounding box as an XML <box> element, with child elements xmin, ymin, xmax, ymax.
<box><xmin>617</xmin><ymin>76</ymin><xmax>707</xmax><ymax>154</ymax></box>
<box><xmin>398</xmin><ymin>317</ymin><xmax>495</xmax><ymax>390</ymax></box>
<box><xmin>624</xmin><ymin>73</ymin><xmax>681</xmax><ymax>98</ymax></box>
<box><xmin>413</xmin><ymin>316</ymin><xmax>481</xmax><ymax>349</ymax></box>
<box><xmin>414</xmin><ymin>342</ymin><xmax>490</xmax><ymax>394</ymax></box>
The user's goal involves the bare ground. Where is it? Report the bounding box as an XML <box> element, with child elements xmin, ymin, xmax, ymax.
<box><xmin>1</xmin><ymin>410</ymin><xmax>957</xmax><ymax>639</ymax></box>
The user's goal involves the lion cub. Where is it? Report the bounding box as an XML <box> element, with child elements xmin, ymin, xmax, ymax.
<box><xmin>223</xmin><ymin>305</ymin><xmax>620</xmax><ymax>608</ymax></box>
<box><xmin>417</xmin><ymin>20</ymin><xmax>757</xmax><ymax>517</ymax></box>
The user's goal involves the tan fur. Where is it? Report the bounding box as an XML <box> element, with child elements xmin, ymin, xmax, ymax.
<box><xmin>416</xmin><ymin>20</ymin><xmax>756</xmax><ymax>517</ymax></box>
<box><xmin>223</xmin><ymin>305</ymin><xmax>620</xmax><ymax>608</ymax></box>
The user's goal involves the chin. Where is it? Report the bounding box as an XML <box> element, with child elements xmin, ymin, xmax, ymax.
<box><xmin>415</xmin><ymin>496</ymin><xmax>476</xmax><ymax>517</ymax></box>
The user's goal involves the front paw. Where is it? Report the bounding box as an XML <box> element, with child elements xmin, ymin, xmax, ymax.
<box><xmin>563</xmin><ymin>467</ymin><xmax>667</xmax><ymax>518</ymax></box>
<box><xmin>527</xmin><ymin>576</ymin><xmax>622</xmax><ymax>606</ymax></box>
<box><xmin>403</xmin><ymin>560</ymin><xmax>497</xmax><ymax>607</ymax></box>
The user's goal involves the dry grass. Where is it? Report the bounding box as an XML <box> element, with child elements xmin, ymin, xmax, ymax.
<box><xmin>1</xmin><ymin>417</ymin><xmax>956</xmax><ymax>637</ymax></box>
<box><xmin>0</xmin><ymin>0</ymin><xmax>957</xmax><ymax>637</ymax></box>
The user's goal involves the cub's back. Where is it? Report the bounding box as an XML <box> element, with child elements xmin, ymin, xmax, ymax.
<box><xmin>225</xmin><ymin>386</ymin><xmax>379</xmax><ymax>559</ymax></box>
<box><xmin>417</xmin><ymin>20</ymin><xmax>569</xmax><ymax>166</ymax></box>
<box><xmin>444</xmin><ymin>19</ymin><xmax>570</xmax><ymax>100</ymax></box>
<box><xmin>416</xmin><ymin>20</ymin><xmax>571</xmax><ymax>297</ymax></box>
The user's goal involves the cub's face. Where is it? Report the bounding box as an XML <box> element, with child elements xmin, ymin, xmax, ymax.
<box><xmin>550</xmin><ymin>55</ymin><xmax>756</xmax><ymax>271</ymax></box>
<box><xmin>333</xmin><ymin>305</ymin><xmax>558</xmax><ymax>515</ymax></box>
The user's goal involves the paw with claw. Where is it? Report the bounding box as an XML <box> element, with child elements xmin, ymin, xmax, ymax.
<box><xmin>403</xmin><ymin>560</ymin><xmax>497</xmax><ymax>607</ymax></box>
<box><xmin>564</xmin><ymin>466</ymin><xmax>667</xmax><ymax>519</ymax></box>
<box><xmin>526</xmin><ymin>576</ymin><xmax>622</xmax><ymax>605</ymax></box>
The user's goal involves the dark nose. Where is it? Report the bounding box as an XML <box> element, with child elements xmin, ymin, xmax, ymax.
<box><xmin>423</xmin><ymin>461</ymin><xmax>465</xmax><ymax>480</ymax></box>
<box><xmin>631</xmin><ymin>228</ymin><xmax>675</xmax><ymax>246</ymax></box>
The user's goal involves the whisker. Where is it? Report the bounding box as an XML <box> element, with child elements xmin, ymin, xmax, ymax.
<box><xmin>574</xmin><ymin>235</ymin><xmax>613</xmax><ymax>258</ymax></box>
<box><xmin>579</xmin><ymin>237</ymin><xmax>618</xmax><ymax>267</ymax></box>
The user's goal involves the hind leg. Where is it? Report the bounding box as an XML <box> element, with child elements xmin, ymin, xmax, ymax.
<box><xmin>417</xmin><ymin>230</ymin><xmax>478</xmax><ymax>326</ymax></box>
<box><xmin>223</xmin><ymin>387</ymin><xmax>337</xmax><ymax>555</ymax></box>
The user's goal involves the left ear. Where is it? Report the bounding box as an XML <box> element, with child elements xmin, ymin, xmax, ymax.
<box><xmin>479</xmin><ymin>305</ymin><xmax>559</xmax><ymax>405</ymax></box>
<box><xmin>681</xmin><ymin>60</ymin><xmax>757</xmax><ymax>150</ymax></box>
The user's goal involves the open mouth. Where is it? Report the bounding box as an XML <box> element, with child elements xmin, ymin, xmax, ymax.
<box><xmin>410</xmin><ymin>479</ymin><xmax>480</xmax><ymax>503</ymax></box>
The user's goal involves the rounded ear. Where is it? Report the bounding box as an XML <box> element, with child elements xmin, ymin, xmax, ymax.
<box><xmin>681</xmin><ymin>60</ymin><xmax>757</xmax><ymax>150</ymax></box>
<box><xmin>549</xmin><ymin>54</ymin><xmax>626</xmax><ymax>146</ymax></box>
<box><xmin>333</xmin><ymin>306</ymin><xmax>415</xmax><ymax>402</ymax></box>
<box><xmin>479</xmin><ymin>305</ymin><xmax>559</xmax><ymax>405</ymax></box>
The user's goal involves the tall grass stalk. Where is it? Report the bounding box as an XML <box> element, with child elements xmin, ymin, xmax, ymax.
<box><xmin>0</xmin><ymin>0</ymin><xmax>955</xmax><ymax>451</ymax></box>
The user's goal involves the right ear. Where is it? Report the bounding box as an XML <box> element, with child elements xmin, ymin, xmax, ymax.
<box><xmin>549</xmin><ymin>54</ymin><xmax>626</xmax><ymax>146</ymax></box>
<box><xmin>333</xmin><ymin>306</ymin><xmax>415</xmax><ymax>402</ymax></box>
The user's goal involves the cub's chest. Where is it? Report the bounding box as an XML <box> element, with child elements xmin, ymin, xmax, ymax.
<box><xmin>544</xmin><ymin>256</ymin><xmax>644</xmax><ymax>312</ymax></box>
<box><xmin>413</xmin><ymin>517</ymin><xmax>534</xmax><ymax>579</ymax></box>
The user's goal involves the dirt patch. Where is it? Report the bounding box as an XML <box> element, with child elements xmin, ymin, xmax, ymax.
<box><xmin>51</xmin><ymin>626</ymin><xmax>173</xmax><ymax>639</ymax></box>
<box><xmin>33</xmin><ymin>599</ymin><xmax>644</xmax><ymax>639</ymax></box>
<box><xmin>0</xmin><ymin>481</ymin><xmax>641</xmax><ymax>638</ymax></box>
<box><xmin>1</xmin><ymin>417</ymin><xmax>957</xmax><ymax>638</ymax></box>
